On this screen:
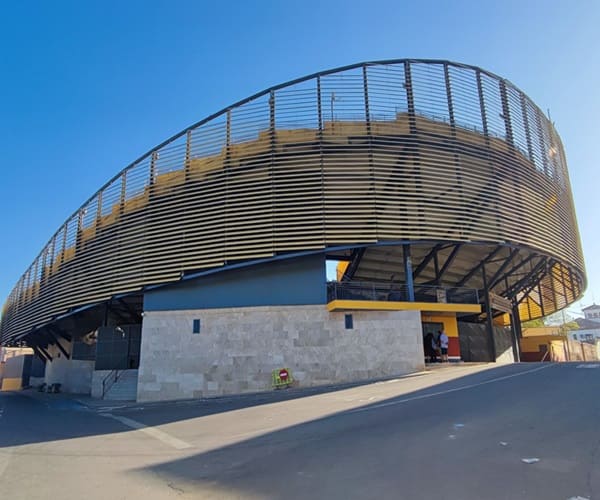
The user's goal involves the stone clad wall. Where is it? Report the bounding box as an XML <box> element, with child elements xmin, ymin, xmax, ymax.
<box><xmin>44</xmin><ymin>344</ymin><xmax>94</xmax><ymax>394</ymax></box>
<box><xmin>137</xmin><ymin>305</ymin><xmax>423</xmax><ymax>402</ymax></box>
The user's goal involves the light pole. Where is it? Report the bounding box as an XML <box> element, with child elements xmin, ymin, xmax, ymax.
<box><xmin>330</xmin><ymin>92</ymin><xmax>337</xmax><ymax>123</ymax></box>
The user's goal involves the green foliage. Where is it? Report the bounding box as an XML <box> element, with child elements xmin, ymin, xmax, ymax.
<box><xmin>561</xmin><ymin>321</ymin><xmax>579</xmax><ymax>331</ymax></box>
<box><xmin>522</xmin><ymin>318</ymin><xmax>545</xmax><ymax>328</ymax></box>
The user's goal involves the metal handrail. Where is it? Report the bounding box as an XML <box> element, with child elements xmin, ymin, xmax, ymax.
<box><xmin>327</xmin><ymin>280</ymin><xmax>480</xmax><ymax>305</ymax></box>
<box><xmin>101</xmin><ymin>369</ymin><xmax>121</xmax><ymax>399</ymax></box>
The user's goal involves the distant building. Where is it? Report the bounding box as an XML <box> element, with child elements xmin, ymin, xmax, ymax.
<box><xmin>572</xmin><ymin>304</ymin><xmax>600</xmax><ymax>342</ymax></box>
<box><xmin>0</xmin><ymin>347</ymin><xmax>43</xmax><ymax>390</ymax></box>
<box><xmin>582</xmin><ymin>304</ymin><xmax>600</xmax><ymax>322</ymax></box>
<box><xmin>571</xmin><ymin>329</ymin><xmax>600</xmax><ymax>343</ymax></box>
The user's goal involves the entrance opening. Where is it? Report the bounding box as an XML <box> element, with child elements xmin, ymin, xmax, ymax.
<box><xmin>422</xmin><ymin>321</ymin><xmax>443</xmax><ymax>363</ymax></box>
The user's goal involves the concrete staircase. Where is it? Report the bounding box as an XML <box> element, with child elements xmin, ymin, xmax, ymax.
<box><xmin>104</xmin><ymin>369</ymin><xmax>138</xmax><ymax>401</ymax></box>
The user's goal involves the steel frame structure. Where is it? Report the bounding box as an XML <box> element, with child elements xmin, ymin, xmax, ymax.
<box><xmin>1</xmin><ymin>59</ymin><xmax>585</xmax><ymax>345</ymax></box>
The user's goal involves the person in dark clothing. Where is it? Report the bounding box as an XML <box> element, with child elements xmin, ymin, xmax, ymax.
<box><xmin>424</xmin><ymin>332</ymin><xmax>437</xmax><ymax>363</ymax></box>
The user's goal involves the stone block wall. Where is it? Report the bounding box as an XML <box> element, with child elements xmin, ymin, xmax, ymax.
<box><xmin>91</xmin><ymin>370</ymin><xmax>113</xmax><ymax>398</ymax></box>
<box><xmin>494</xmin><ymin>326</ymin><xmax>517</xmax><ymax>364</ymax></box>
<box><xmin>137</xmin><ymin>305</ymin><xmax>423</xmax><ymax>402</ymax></box>
<box><xmin>44</xmin><ymin>344</ymin><xmax>94</xmax><ymax>394</ymax></box>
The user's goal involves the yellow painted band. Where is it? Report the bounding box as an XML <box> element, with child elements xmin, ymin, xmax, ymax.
<box><xmin>327</xmin><ymin>300</ymin><xmax>481</xmax><ymax>314</ymax></box>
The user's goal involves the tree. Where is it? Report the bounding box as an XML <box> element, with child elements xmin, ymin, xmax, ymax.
<box><xmin>522</xmin><ymin>318</ymin><xmax>545</xmax><ymax>328</ymax></box>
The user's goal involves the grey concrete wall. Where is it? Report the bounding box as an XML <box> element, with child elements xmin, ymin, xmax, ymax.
<box><xmin>91</xmin><ymin>369</ymin><xmax>138</xmax><ymax>398</ymax></box>
<box><xmin>144</xmin><ymin>255</ymin><xmax>326</xmax><ymax>311</ymax></box>
<box><xmin>44</xmin><ymin>344</ymin><xmax>94</xmax><ymax>394</ymax></box>
<box><xmin>91</xmin><ymin>370</ymin><xmax>112</xmax><ymax>398</ymax></box>
<box><xmin>1</xmin><ymin>348</ymin><xmax>30</xmax><ymax>377</ymax></box>
<box><xmin>0</xmin><ymin>348</ymin><xmax>33</xmax><ymax>390</ymax></box>
<box><xmin>29</xmin><ymin>377</ymin><xmax>45</xmax><ymax>388</ymax></box>
<box><xmin>458</xmin><ymin>323</ymin><xmax>516</xmax><ymax>363</ymax></box>
<box><xmin>494</xmin><ymin>326</ymin><xmax>516</xmax><ymax>363</ymax></box>
<box><xmin>138</xmin><ymin>305</ymin><xmax>423</xmax><ymax>402</ymax></box>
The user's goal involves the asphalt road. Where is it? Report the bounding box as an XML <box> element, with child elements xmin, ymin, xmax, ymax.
<box><xmin>1</xmin><ymin>362</ymin><xmax>599</xmax><ymax>499</ymax></box>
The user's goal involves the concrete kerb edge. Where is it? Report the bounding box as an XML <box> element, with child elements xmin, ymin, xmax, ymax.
<box><xmin>87</xmin><ymin>362</ymin><xmax>498</xmax><ymax>411</ymax></box>
<box><xmin>13</xmin><ymin>362</ymin><xmax>498</xmax><ymax>412</ymax></box>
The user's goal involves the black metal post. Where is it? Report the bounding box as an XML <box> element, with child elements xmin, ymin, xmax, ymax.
<box><xmin>481</xmin><ymin>263</ymin><xmax>497</xmax><ymax>362</ymax></box>
<box><xmin>511</xmin><ymin>301</ymin><xmax>522</xmax><ymax>362</ymax></box>
<box><xmin>403</xmin><ymin>244</ymin><xmax>415</xmax><ymax>302</ymax></box>
<box><xmin>103</xmin><ymin>300</ymin><xmax>110</xmax><ymax>327</ymax></box>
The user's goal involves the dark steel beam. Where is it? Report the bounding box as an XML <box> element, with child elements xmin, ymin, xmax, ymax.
<box><xmin>497</xmin><ymin>254</ymin><xmax>537</xmax><ymax>292</ymax></box>
<box><xmin>538</xmin><ymin>283</ymin><xmax>546</xmax><ymax>317</ymax></box>
<box><xmin>403</xmin><ymin>244</ymin><xmax>415</xmax><ymax>302</ymax></box>
<box><xmin>412</xmin><ymin>244</ymin><xmax>443</xmax><ymax>281</ymax></box>
<box><xmin>48</xmin><ymin>324</ymin><xmax>72</xmax><ymax>342</ymax></box>
<box><xmin>404</xmin><ymin>61</ymin><xmax>416</xmax><ymax>135</ymax></box>
<box><xmin>46</xmin><ymin>328</ymin><xmax>70</xmax><ymax>360</ymax></box>
<box><xmin>506</xmin><ymin>258</ymin><xmax>548</xmax><ymax>301</ymax></box>
<box><xmin>38</xmin><ymin>344</ymin><xmax>53</xmax><ymax>362</ymax></box>
<box><xmin>437</xmin><ymin>244</ymin><xmax>462</xmax><ymax>284</ymax></box>
<box><xmin>499</xmin><ymin>80</ymin><xmax>514</xmax><ymax>148</ymax></box>
<box><xmin>32</xmin><ymin>345</ymin><xmax>50</xmax><ymax>363</ymax></box>
<box><xmin>456</xmin><ymin>246</ymin><xmax>503</xmax><ymax>287</ymax></box>
<box><xmin>510</xmin><ymin>303</ymin><xmax>521</xmax><ymax>362</ymax></box>
<box><xmin>488</xmin><ymin>248</ymin><xmax>520</xmax><ymax>289</ymax></box>
<box><xmin>481</xmin><ymin>263</ymin><xmax>497</xmax><ymax>361</ymax></box>
<box><xmin>342</xmin><ymin>248</ymin><xmax>367</xmax><ymax>282</ymax></box>
<box><xmin>325</xmin><ymin>254</ymin><xmax>353</xmax><ymax>261</ymax></box>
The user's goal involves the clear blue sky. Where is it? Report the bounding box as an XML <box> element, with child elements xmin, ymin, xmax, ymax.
<box><xmin>1</xmin><ymin>0</ymin><xmax>598</xmax><ymax>314</ymax></box>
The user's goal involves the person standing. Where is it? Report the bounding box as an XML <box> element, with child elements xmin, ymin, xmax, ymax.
<box><xmin>431</xmin><ymin>331</ymin><xmax>440</xmax><ymax>363</ymax></box>
<box><xmin>439</xmin><ymin>329</ymin><xmax>449</xmax><ymax>362</ymax></box>
<box><xmin>424</xmin><ymin>332</ymin><xmax>435</xmax><ymax>363</ymax></box>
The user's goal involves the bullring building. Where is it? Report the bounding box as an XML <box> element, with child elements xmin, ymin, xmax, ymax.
<box><xmin>0</xmin><ymin>60</ymin><xmax>585</xmax><ymax>401</ymax></box>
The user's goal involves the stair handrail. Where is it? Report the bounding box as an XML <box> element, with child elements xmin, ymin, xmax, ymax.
<box><xmin>101</xmin><ymin>369</ymin><xmax>122</xmax><ymax>398</ymax></box>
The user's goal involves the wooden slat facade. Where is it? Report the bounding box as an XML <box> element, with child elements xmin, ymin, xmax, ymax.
<box><xmin>0</xmin><ymin>60</ymin><xmax>585</xmax><ymax>343</ymax></box>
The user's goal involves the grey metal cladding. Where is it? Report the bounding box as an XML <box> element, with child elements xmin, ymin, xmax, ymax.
<box><xmin>0</xmin><ymin>60</ymin><xmax>585</xmax><ymax>343</ymax></box>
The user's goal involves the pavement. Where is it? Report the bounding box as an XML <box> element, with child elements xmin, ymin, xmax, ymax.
<box><xmin>1</xmin><ymin>362</ymin><xmax>599</xmax><ymax>499</ymax></box>
<box><xmin>19</xmin><ymin>361</ymin><xmax>489</xmax><ymax>410</ymax></box>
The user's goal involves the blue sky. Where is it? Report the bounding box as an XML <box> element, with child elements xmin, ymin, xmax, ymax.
<box><xmin>0</xmin><ymin>0</ymin><xmax>598</xmax><ymax>315</ymax></box>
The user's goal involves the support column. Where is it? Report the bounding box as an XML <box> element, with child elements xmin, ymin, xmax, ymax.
<box><xmin>403</xmin><ymin>244</ymin><xmax>415</xmax><ymax>302</ymax></box>
<box><xmin>481</xmin><ymin>264</ymin><xmax>497</xmax><ymax>362</ymax></box>
<box><xmin>511</xmin><ymin>301</ymin><xmax>522</xmax><ymax>362</ymax></box>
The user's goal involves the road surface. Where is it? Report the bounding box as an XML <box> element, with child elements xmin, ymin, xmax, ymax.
<box><xmin>0</xmin><ymin>362</ymin><xmax>598</xmax><ymax>499</ymax></box>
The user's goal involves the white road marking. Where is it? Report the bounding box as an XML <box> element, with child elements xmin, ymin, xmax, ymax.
<box><xmin>0</xmin><ymin>453</ymin><xmax>11</xmax><ymax>478</ymax></box>
<box><xmin>0</xmin><ymin>404</ymin><xmax>9</xmax><ymax>477</ymax></box>
<box><xmin>101</xmin><ymin>413</ymin><xmax>193</xmax><ymax>450</ymax></box>
<box><xmin>0</xmin><ymin>445</ymin><xmax>12</xmax><ymax>478</ymax></box>
<box><xmin>349</xmin><ymin>364</ymin><xmax>553</xmax><ymax>414</ymax></box>
<box><xmin>521</xmin><ymin>458</ymin><xmax>540</xmax><ymax>464</ymax></box>
<box><xmin>576</xmin><ymin>364</ymin><xmax>600</xmax><ymax>369</ymax></box>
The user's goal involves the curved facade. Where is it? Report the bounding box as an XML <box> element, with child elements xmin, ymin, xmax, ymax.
<box><xmin>1</xmin><ymin>59</ymin><xmax>585</xmax><ymax>345</ymax></box>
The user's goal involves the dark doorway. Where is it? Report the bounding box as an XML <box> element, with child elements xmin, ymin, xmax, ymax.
<box><xmin>422</xmin><ymin>321</ymin><xmax>443</xmax><ymax>363</ymax></box>
<box><xmin>21</xmin><ymin>354</ymin><xmax>33</xmax><ymax>388</ymax></box>
<box><xmin>95</xmin><ymin>325</ymin><xmax>141</xmax><ymax>370</ymax></box>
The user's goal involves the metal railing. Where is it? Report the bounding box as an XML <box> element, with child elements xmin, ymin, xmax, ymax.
<box><xmin>327</xmin><ymin>281</ymin><xmax>480</xmax><ymax>305</ymax></box>
<box><xmin>101</xmin><ymin>369</ymin><xmax>122</xmax><ymax>399</ymax></box>
<box><xmin>0</xmin><ymin>59</ymin><xmax>584</xmax><ymax>343</ymax></box>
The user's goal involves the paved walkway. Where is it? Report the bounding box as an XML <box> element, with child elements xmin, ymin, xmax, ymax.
<box><xmin>3</xmin><ymin>362</ymin><xmax>598</xmax><ymax>499</ymax></box>
<box><xmin>18</xmin><ymin>362</ymin><xmax>494</xmax><ymax>412</ymax></box>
